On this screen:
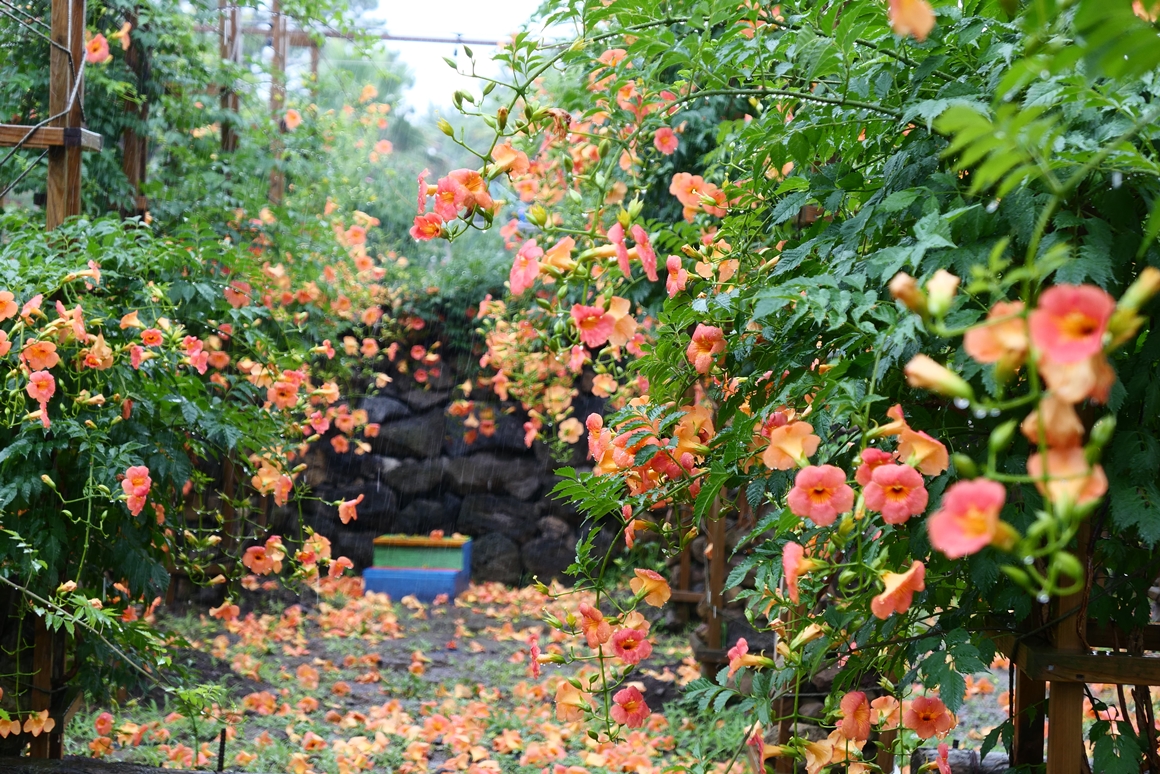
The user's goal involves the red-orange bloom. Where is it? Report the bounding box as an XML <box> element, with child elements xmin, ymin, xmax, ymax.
<box><xmin>572</xmin><ymin>304</ymin><xmax>615</xmax><ymax>349</ymax></box>
<box><xmin>578</xmin><ymin>602</ymin><xmax>611</xmax><ymax>648</ymax></box>
<box><xmin>686</xmin><ymin>324</ymin><xmax>726</xmax><ymax>374</ymax></box>
<box><xmin>610</xmin><ymin>628</ymin><xmax>652</xmax><ymax>665</ymax></box>
<box><xmin>927</xmin><ymin>479</ymin><xmax>1005</xmax><ymax>559</ymax></box>
<box><xmin>1027</xmin><ymin>448</ymin><xmax>1107</xmax><ymax>508</ymax></box>
<box><xmin>122</xmin><ymin>465</ymin><xmax>152</xmax><ymax>498</ymax></box>
<box><xmin>0</xmin><ymin>291</ymin><xmax>16</xmax><ymax>321</ymax></box>
<box><xmin>509</xmin><ymin>240</ymin><xmax>543</xmax><ymax>296</ymax></box>
<box><xmin>870</xmin><ymin>561</ymin><xmax>926</xmax><ymax>620</ymax></box>
<box><xmin>787</xmin><ymin>465</ymin><xmax>854</xmax><ymax>526</ymax></box>
<box><xmin>1029</xmin><ymin>284</ymin><xmax>1115</xmax><ymax>364</ymax></box>
<box><xmin>888</xmin><ymin>0</ymin><xmax>935</xmax><ymax>41</ymax></box>
<box><xmin>653</xmin><ymin>127</ymin><xmax>679</xmax><ymax>155</ymax></box>
<box><xmin>782</xmin><ymin>542</ymin><xmax>817</xmax><ymax>604</ymax></box>
<box><xmin>963</xmin><ymin>300</ymin><xmax>1027</xmax><ymax>370</ymax></box>
<box><xmin>903</xmin><ymin>696</ymin><xmax>956</xmax><ymax>740</ymax></box>
<box><xmin>763</xmin><ymin>421</ymin><xmax>820</xmax><ymax>470</ymax></box>
<box><xmin>410</xmin><ymin>213</ymin><xmax>444</xmax><ymax>241</ymax></box>
<box><xmin>22</xmin><ymin>340</ymin><xmax>59</xmax><ymax>371</ymax></box>
<box><xmin>338</xmin><ymin>494</ymin><xmax>364</xmax><ymax>525</ymax></box>
<box><xmin>610</xmin><ymin>686</ymin><xmax>650</xmax><ymax>728</ymax></box>
<box><xmin>26</xmin><ymin>370</ymin><xmax>55</xmax><ymax>403</ymax></box>
<box><xmin>838</xmin><ymin>691</ymin><xmax>871</xmax><ymax>742</ymax></box>
<box><xmin>864</xmin><ymin>464</ymin><xmax>928</xmax><ymax>525</ymax></box>
<box><xmin>629</xmin><ymin>568</ymin><xmax>671</xmax><ymax>607</ymax></box>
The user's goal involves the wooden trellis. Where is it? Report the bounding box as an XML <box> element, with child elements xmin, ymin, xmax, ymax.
<box><xmin>0</xmin><ymin>0</ymin><xmax>103</xmax><ymax>759</ymax></box>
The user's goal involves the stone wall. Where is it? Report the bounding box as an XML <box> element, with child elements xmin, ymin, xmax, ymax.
<box><xmin>280</xmin><ymin>353</ymin><xmax>607</xmax><ymax>585</ymax></box>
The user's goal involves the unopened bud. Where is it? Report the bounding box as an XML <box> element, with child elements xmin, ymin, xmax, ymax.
<box><xmin>437</xmin><ymin>118</ymin><xmax>454</xmax><ymax>137</ymax></box>
<box><xmin>904</xmin><ymin>355</ymin><xmax>975</xmax><ymax>401</ymax></box>
<box><xmin>952</xmin><ymin>453</ymin><xmax>978</xmax><ymax>478</ymax></box>
<box><xmin>889</xmin><ymin>272</ymin><xmax>927</xmax><ymax>315</ymax></box>
<box><xmin>988</xmin><ymin>419</ymin><xmax>1018</xmax><ymax>455</ymax></box>
<box><xmin>1089</xmin><ymin>415</ymin><xmax>1116</xmax><ymax>448</ymax></box>
<box><xmin>40</xmin><ymin>474</ymin><xmax>57</xmax><ymax>490</ymax></box>
<box><xmin>925</xmin><ymin>269</ymin><xmax>960</xmax><ymax>317</ymax></box>
<box><xmin>528</xmin><ymin>204</ymin><xmax>548</xmax><ymax>227</ymax></box>
<box><xmin>496</xmin><ymin>106</ymin><xmax>508</xmax><ymax>131</ymax></box>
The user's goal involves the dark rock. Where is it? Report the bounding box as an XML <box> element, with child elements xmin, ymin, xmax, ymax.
<box><xmin>536</xmin><ymin>516</ymin><xmax>573</xmax><ymax>541</ymax></box>
<box><xmin>441</xmin><ymin>491</ymin><xmax>463</xmax><ymax>522</ymax></box>
<box><xmin>361</xmin><ymin>455</ymin><xmax>402</xmax><ymax>480</ymax></box>
<box><xmin>361</xmin><ymin>395</ymin><xmax>412</xmax><ymax>424</ymax></box>
<box><xmin>443</xmin><ymin>409</ymin><xmax>530</xmax><ymax>457</ymax></box>
<box><xmin>504</xmin><ymin>466</ymin><xmax>544</xmax><ymax>500</ymax></box>
<box><xmin>445</xmin><ymin>452</ymin><xmax>544</xmax><ymax>498</ymax></box>
<box><xmin>979</xmin><ymin>752</ymin><xmax>1011</xmax><ymax>774</ymax></box>
<box><xmin>310</xmin><ymin>480</ymin><xmax>400</xmax><ymax>536</ymax></box>
<box><xmin>396</xmin><ymin>498</ymin><xmax>457</xmax><ymax>535</ymax></box>
<box><xmin>541</xmin><ymin>482</ymin><xmax>583</xmax><ymax>527</ymax></box>
<box><xmin>520</xmin><ymin>534</ymin><xmax>577</xmax><ymax>581</ymax></box>
<box><xmin>374</xmin><ymin>410</ymin><xmax>446</xmax><ymax>458</ymax></box>
<box><xmin>383</xmin><ymin>457</ymin><xmax>448</xmax><ymax>495</ymax></box>
<box><xmin>471</xmin><ymin>533</ymin><xmax>522</xmax><ymax>584</ymax></box>
<box><xmin>398</xmin><ymin>387</ymin><xmax>451</xmax><ymax>412</ymax></box>
<box><xmin>331</xmin><ymin>528</ymin><xmax>377</xmax><ymax>570</ymax></box>
<box><xmin>457</xmin><ymin>494</ymin><xmax>537</xmax><ymax>543</ymax></box>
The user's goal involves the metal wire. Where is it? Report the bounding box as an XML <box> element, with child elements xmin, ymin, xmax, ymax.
<box><xmin>0</xmin><ymin>5</ymin><xmax>73</xmax><ymax>56</ymax></box>
<box><xmin>0</xmin><ymin>0</ymin><xmax>49</xmax><ymax>31</ymax></box>
<box><xmin>0</xmin><ymin>148</ymin><xmax>48</xmax><ymax>200</ymax></box>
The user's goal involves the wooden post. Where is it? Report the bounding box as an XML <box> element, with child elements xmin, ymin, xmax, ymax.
<box><xmin>1012</xmin><ymin>667</ymin><xmax>1047</xmax><ymax>766</ymax></box>
<box><xmin>267</xmin><ymin>0</ymin><xmax>286</xmax><ymax>203</ymax></box>
<box><xmin>46</xmin><ymin>0</ymin><xmax>85</xmax><ymax>229</ymax></box>
<box><xmin>1045</xmin><ymin>526</ymin><xmax>1089</xmax><ymax>774</ymax></box>
<box><xmin>219</xmin><ymin>0</ymin><xmax>240</xmax><ymax>152</ymax></box>
<box><xmin>29</xmin><ymin>620</ymin><xmax>52</xmax><ymax>757</ymax></box>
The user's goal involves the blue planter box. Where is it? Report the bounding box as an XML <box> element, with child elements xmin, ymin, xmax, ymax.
<box><xmin>363</xmin><ymin>538</ymin><xmax>472</xmax><ymax>602</ymax></box>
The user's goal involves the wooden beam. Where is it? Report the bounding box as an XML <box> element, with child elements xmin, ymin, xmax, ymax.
<box><xmin>1011</xmin><ymin>667</ymin><xmax>1046</xmax><ymax>766</ymax></box>
<box><xmin>1086</xmin><ymin>622</ymin><xmax>1160</xmax><ymax>651</ymax></box>
<box><xmin>0</xmin><ymin>125</ymin><xmax>102</xmax><ymax>151</ymax></box>
<box><xmin>997</xmin><ymin>632</ymin><xmax>1160</xmax><ymax>685</ymax></box>
<box><xmin>46</xmin><ymin>0</ymin><xmax>86</xmax><ymax>231</ymax></box>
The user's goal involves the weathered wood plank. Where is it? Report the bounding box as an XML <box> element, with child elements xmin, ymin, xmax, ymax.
<box><xmin>0</xmin><ymin>125</ymin><xmax>102</xmax><ymax>151</ymax></box>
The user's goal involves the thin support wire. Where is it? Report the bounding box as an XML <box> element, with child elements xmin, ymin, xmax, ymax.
<box><xmin>0</xmin><ymin>0</ymin><xmax>50</xmax><ymax>30</ymax></box>
<box><xmin>0</xmin><ymin>149</ymin><xmax>49</xmax><ymax>200</ymax></box>
<box><xmin>0</xmin><ymin>6</ymin><xmax>74</xmax><ymax>56</ymax></box>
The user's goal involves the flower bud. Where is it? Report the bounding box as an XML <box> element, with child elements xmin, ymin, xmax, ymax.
<box><xmin>40</xmin><ymin>474</ymin><xmax>57</xmax><ymax>490</ymax></box>
<box><xmin>1000</xmin><ymin>565</ymin><xmax>1031</xmax><ymax>589</ymax></box>
<box><xmin>988</xmin><ymin>419</ymin><xmax>1018</xmax><ymax>455</ymax></box>
<box><xmin>888</xmin><ymin>272</ymin><xmax>927</xmax><ymax>315</ymax></box>
<box><xmin>527</xmin><ymin>204</ymin><xmax>548</xmax><ymax>227</ymax></box>
<box><xmin>437</xmin><ymin>118</ymin><xmax>454</xmax><ymax>136</ymax></box>
<box><xmin>904</xmin><ymin>355</ymin><xmax>975</xmax><ymax>401</ymax></box>
<box><xmin>1089</xmin><ymin>415</ymin><xmax>1116</xmax><ymax>449</ymax></box>
<box><xmin>952</xmin><ymin>453</ymin><xmax>978</xmax><ymax>479</ymax></box>
<box><xmin>925</xmin><ymin>269</ymin><xmax>960</xmax><ymax>317</ymax></box>
<box><xmin>57</xmin><ymin>581</ymin><xmax>77</xmax><ymax>595</ymax></box>
<box><xmin>496</xmin><ymin>106</ymin><xmax>508</xmax><ymax>131</ymax></box>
